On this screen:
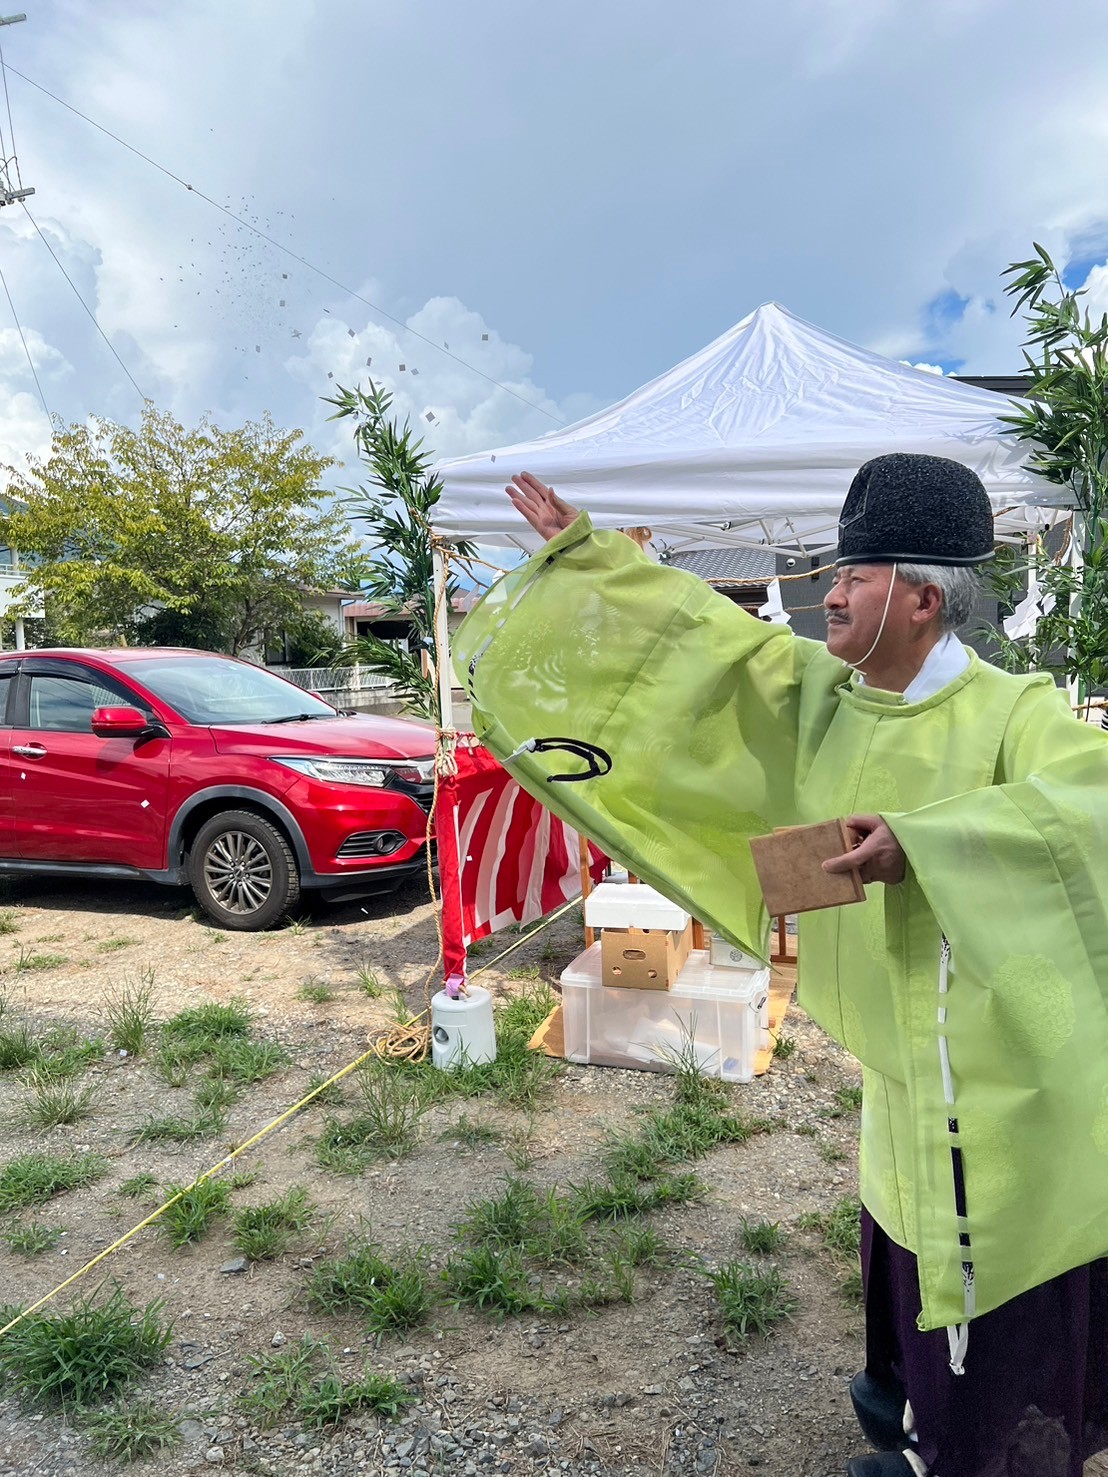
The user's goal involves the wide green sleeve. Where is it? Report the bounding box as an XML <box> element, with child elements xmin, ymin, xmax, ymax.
<box><xmin>453</xmin><ymin>513</ymin><xmax>826</xmax><ymax>956</ymax></box>
<box><xmin>884</xmin><ymin>684</ymin><xmax>1108</xmax><ymax>1327</ymax></box>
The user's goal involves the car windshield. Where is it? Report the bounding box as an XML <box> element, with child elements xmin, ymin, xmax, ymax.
<box><xmin>132</xmin><ymin>656</ymin><xmax>339</xmax><ymax>726</ymax></box>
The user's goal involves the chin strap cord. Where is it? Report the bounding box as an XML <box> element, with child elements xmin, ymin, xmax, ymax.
<box><xmin>503</xmin><ymin>736</ymin><xmax>613</xmax><ymax>784</ymax></box>
<box><xmin>851</xmin><ymin>561</ymin><xmax>899</xmax><ymax>676</ymax></box>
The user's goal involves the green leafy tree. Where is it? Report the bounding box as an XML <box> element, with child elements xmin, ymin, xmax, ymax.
<box><xmin>325</xmin><ymin>382</ymin><xmax>474</xmax><ymax>721</ymax></box>
<box><xmin>1</xmin><ymin>406</ymin><xmax>363</xmax><ymax>656</ymax></box>
<box><xmin>988</xmin><ymin>244</ymin><xmax>1108</xmax><ymax>699</ymax></box>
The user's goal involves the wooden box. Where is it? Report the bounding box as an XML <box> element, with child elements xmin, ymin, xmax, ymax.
<box><xmin>748</xmin><ymin>819</ymin><xmax>864</xmax><ymax>916</ymax></box>
<box><xmin>600</xmin><ymin>920</ymin><xmax>693</xmax><ymax>990</ymax></box>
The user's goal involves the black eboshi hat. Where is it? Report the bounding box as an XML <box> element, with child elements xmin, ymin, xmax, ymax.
<box><xmin>836</xmin><ymin>452</ymin><xmax>995</xmax><ymax>567</ymax></box>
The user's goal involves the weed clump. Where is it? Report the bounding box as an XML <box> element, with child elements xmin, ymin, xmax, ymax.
<box><xmin>160</xmin><ymin>1179</ymin><xmax>232</xmax><ymax>1248</ymax></box>
<box><xmin>232</xmin><ymin>1187</ymin><xmax>313</xmax><ymax>1262</ymax></box>
<box><xmin>0</xmin><ymin>1151</ymin><xmax>106</xmax><ymax>1211</ymax></box>
<box><xmin>308</xmin><ymin>1241</ymin><xmax>432</xmax><ymax>1334</ymax></box>
<box><xmin>0</xmin><ymin>1286</ymin><xmax>171</xmax><ymax>1408</ymax></box>
<box><xmin>705</xmin><ymin>1260</ymin><xmax>795</xmax><ymax>1343</ymax></box>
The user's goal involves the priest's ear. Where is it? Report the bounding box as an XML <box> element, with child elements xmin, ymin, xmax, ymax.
<box><xmin>909</xmin><ymin>580</ymin><xmax>944</xmax><ymax>628</ymax></box>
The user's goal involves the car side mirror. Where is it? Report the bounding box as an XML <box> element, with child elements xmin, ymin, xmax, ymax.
<box><xmin>91</xmin><ymin>705</ymin><xmax>151</xmax><ymax>737</ymax></box>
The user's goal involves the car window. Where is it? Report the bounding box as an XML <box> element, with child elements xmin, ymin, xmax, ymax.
<box><xmin>133</xmin><ymin>656</ymin><xmax>336</xmax><ymax>725</ymax></box>
<box><xmin>0</xmin><ymin>671</ymin><xmax>14</xmax><ymax>725</ymax></box>
<box><xmin>28</xmin><ymin>674</ymin><xmax>132</xmax><ymax>733</ymax></box>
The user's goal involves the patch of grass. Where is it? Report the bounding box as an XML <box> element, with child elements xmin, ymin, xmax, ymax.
<box><xmin>705</xmin><ymin>1260</ymin><xmax>795</xmax><ymax>1343</ymax></box>
<box><xmin>208</xmin><ymin>1038</ymin><xmax>290</xmax><ymax>1084</ymax></box>
<box><xmin>240</xmin><ymin>1337</ymin><xmax>324</xmax><ymax>1425</ymax></box>
<box><xmin>840</xmin><ymin>1266</ymin><xmax>864</xmax><ymax>1304</ymax></box>
<box><xmin>298</xmin><ymin>1368</ymin><xmax>413</xmax><ymax>1427</ymax></box>
<box><xmin>161</xmin><ymin>999</ymin><xmax>252</xmax><ymax>1049</ymax></box>
<box><xmin>117</xmin><ymin>1173</ymin><xmax>158</xmax><ymax>1199</ymax></box>
<box><xmin>193</xmin><ymin>1076</ymin><xmax>240</xmax><ymax>1116</ymax></box>
<box><xmin>355</xmin><ymin>967</ymin><xmax>384</xmax><ymax>998</ymax></box>
<box><xmin>232</xmin><ymin>1186</ymin><xmax>313</xmax><ymax>1262</ymax></box>
<box><xmin>307</xmin><ymin>1242</ymin><xmax>432</xmax><ymax>1335</ymax></box>
<box><xmin>2</xmin><ymin>1222</ymin><xmax>64</xmax><ymax>1257</ymax></box>
<box><xmin>795</xmin><ymin>1123</ymin><xmax>817</xmax><ymax>1137</ymax></box>
<box><xmin>525</xmin><ymin>1189</ymin><xmax>590</xmax><ymax>1266</ymax></box>
<box><xmin>159</xmin><ymin>1179</ymin><xmax>232</xmax><ymax>1248</ymax></box>
<box><xmin>571</xmin><ymin>1170</ymin><xmax>703</xmax><ymax>1222</ymax></box>
<box><xmin>443</xmin><ymin>1242</ymin><xmax>538</xmax><ymax>1317</ymax></box>
<box><xmin>442</xmin><ymin>1113</ymin><xmax>503</xmax><ymax>1148</ymax></box>
<box><xmin>0</xmin><ymin>909</ymin><xmax>21</xmax><ymax>935</ymax></box>
<box><xmin>507</xmin><ymin>963</ymin><xmax>541</xmax><ymax>981</ymax></box>
<box><xmin>0</xmin><ymin>1285</ymin><xmax>171</xmax><ymax>1409</ymax></box>
<box><xmin>84</xmin><ymin>1397</ymin><xmax>183</xmax><ymax>1463</ymax></box>
<box><xmin>103</xmin><ymin>975</ymin><xmax>157</xmax><ymax>1057</ymax></box>
<box><xmin>818</xmin><ymin>1141</ymin><xmax>848</xmax><ymax>1165</ymax></box>
<box><xmin>0</xmin><ymin>1151</ymin><xmax>106</xmax><ymax>1211</ymax></box>
<box><xmin>152</xmin><ymin>1040</ymin><xmax>202</xmax><ymax>1087</ymax></box>
<box><xmin>35</xmin><ymin>1032</ymin><xmax>106</xmax><ymax>1080</ymax></box>
<box><xmin>612</xmin><ymin>1224</ymin><xmax>666</xmax><ymax>1267</ymax></box>
<box><xmin>455</xmin><ymin>1177</ymin><xmax>543</xmax><ymax>1247</ymax></box>
<box><xmin>296</xmin><ymin>976</ymin><xmax>336</xmax><ymax>1004</ymax></box>
<box><xmin>223</xmin><ymin>1169</ymin><xmax>259</xmax><ymax>1190</ymax></box>
<box><xmin>16</xmin><ymin>1071</ymin><xmax>97</xmax><ymax>1129</ymax></box>
<box><xmin>0</xmin><ymin>1020</ymin><xmax>41</xmax><ymax>1071</ymax></box>
<box><xmin>96</xmin><ymin>937</ymin><xmax>140</xmax><ymax>954</ymax></box>
<box><xmin>13</xmin><ymin>948</ymin><xmax>68</xmax><ymax>972</ymax></box>
<box><xmin>133</xmin><ymin>1109</ymin><xmax>224</xmax><ymax>1144</ymax></box>
<box><xmin>773</xmin><ymin>1035</ymin><xmax>797</xmax><ymax>1060</ymax></box>
<box><xmin>315</xmin><ymin>1061</ymin><xmax>430</xmax><ymax>1174</ymax></box>
<box><xmin>284</xmin><ymin>917</ymin><xmax>312</xmax><ymax>936</ymax></box>
<box><xmin>823</xmin><ymin>1196</ymin><xmax>862</xmax><ymax>1260</ymax></box>
<box><xmin>740</xmin><ymin>1219</ymin><xmax>785</xmax><ymax>1255</ymax></box>
<box><xmin>304</xmin><ymin>1073</ymin><xmax>345</xmax><ymax>1107</ymax></box>
<box><xmin>834</xmin><ymin>1084</ymin><xmax>864</xmax><ymax>1111</ymax></box>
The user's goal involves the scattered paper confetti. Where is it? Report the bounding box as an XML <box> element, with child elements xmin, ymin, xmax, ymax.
<box><xmin>425</xmin><ymin>411</ymin><xmax>436</xmax><ymax>423</ymax></box>
<box><xmin>279</xmin><ymin>298</ymin><xmax>286</xmax><ymax>307</ymax></box>
<box><xmin>399</xmin><ymin>363</ymin><xmax>406</xmax><ymax>371</ymax></box>
<box><xmin>411</xmin><ymin>367</ymin><xmax>419</xmax><ymax>376</ymax></box>
<box><xmin>347</xmin><ymin>328</ymin><xmax>355</xmax><ymax>338</ymax></box>
<box><xmin>365</xmin><ymin>357</ymin><xmax>372</xmax><ymax>367</ymax></box>
<box><xmin>481</xmin><ymin>333</ymin><xmax>489</xmax><ymax>341</ymax></box>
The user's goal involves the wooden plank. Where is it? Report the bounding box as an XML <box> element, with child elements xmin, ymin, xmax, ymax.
<box><xmin>750</xmin><ymin>819</ymin><xmax>864</xmax><ymax>915</ymax></box>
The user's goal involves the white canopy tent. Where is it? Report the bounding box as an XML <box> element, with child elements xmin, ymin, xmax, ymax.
<box><xmin>432</xmin><ymin>302</ymin><xmax>1072</xmax><ymax>558</ymax></box>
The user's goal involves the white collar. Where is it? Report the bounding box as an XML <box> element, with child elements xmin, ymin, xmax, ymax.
<box><xmin>854</xmin><ymin>631</ymin><xmax>970</xmax><ymax>702</ymax></box>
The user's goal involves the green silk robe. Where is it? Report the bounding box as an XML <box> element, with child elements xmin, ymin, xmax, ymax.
<box><xmin>455</xmin><ymin>514</ymin><xmax>1108</xmax><ymax>1332</ymax></box>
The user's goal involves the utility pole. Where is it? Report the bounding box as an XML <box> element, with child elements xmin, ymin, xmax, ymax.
<box><xmin>0</xmin><ymin>14</ymin><xmax>32</xmax><ymax>208</ymax></box>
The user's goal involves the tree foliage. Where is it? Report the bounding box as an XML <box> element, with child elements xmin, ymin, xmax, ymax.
<box><xmin>325</xmin><ymin>381</ymin><xmax>473</xmax><ymax>721</ymax></box>
<box><xmin>1</xmin><ymin>406</ymin><xmax>363</xmax><ymax>655</ymax></box>
<box><xmin>987</xmin><ymin>244</ymin><xmax>1108</xmax><ymax>698</ymax></box>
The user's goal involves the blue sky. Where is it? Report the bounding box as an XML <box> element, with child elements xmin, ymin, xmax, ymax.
<box><xmin>0</xmin><ymin>0</ymin><xmax>1106</xmax><ymax>477</ymax></box>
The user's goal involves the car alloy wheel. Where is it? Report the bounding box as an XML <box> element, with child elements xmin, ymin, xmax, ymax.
<box><xmin>187</xmin><ymin>809</ymin><xmax>300</xmax><ymax>931</ymax></box>
<box><xmin>203</xmin><ymin>829</ymin><xmax>274</xmax><ymax>915</ymax></box>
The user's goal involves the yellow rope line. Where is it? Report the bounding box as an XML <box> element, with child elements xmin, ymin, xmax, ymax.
<box><xmin>0</xmin><ymin>1046</ymin><xmax>379</xmax><ymax>1340</ymax></box>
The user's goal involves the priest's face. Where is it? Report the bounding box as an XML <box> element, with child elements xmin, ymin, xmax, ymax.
<box><xmin>823</xmin><ymin>563</ymin><xmax>920</xmax><ymax>667</ymax></box>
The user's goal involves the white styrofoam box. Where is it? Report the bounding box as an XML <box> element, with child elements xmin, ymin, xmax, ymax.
<box><xmin>709</xmin><ymin>935</ymin><xmax>764</xmax><ymax>971</ymax></box>
<box><xmin>585</xmin><ymin>881</ymin><xmax>691</xmax><ymax>932</ymax></box>
<box><xmin>560</xmin><ymin>944</ymin><xmax>771</xmax><ymax>1083</ymax></box>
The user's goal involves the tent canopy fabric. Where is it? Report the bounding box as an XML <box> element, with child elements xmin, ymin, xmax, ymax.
<box><xmin>431</xmin><ymin>303</ymin><xmax>1071</xmax><ymax>557</ymax></box>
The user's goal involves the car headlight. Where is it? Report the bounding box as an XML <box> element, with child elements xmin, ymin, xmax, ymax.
<box><xmin>273</xmin><ymin>757</ymin><xmax>397</xmax><ymax>788</ymax></box>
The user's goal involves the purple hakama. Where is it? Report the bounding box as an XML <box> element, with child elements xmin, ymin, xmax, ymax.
<box><xmin>860</xmin><ymin>1210</ymin><xmax>1108</xmax><ymax>1476</ymax></box>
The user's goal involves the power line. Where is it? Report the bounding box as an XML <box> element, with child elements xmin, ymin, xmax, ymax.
<box><xmin>7</xmin><ymin>65</ymin><xmax>565</xmax><ymax>427</ymax></box>
<box><xmin>0</xmin><ymin>36</ymin><xmax>22</xmax><ymax>192</ymax></box>
<box><xmin>21</xmin><ymin>203</ymin><xmax>146</xmax><ymax>403</ymax></box>
<box><xmin>0</xmin><ymin>255</ymin><xmax>49</xmax><ymax>419</ymax></box>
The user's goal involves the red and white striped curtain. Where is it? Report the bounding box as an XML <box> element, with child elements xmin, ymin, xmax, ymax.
<box><xmin>436</xmin><ymin>740</ymin><xmax>607</xmax><ymax>979</ymax></box>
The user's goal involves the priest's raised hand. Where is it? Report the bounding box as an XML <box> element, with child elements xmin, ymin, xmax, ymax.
<box><xmin>505</xmin><ymin>472</ymin><xmax>579</xmax><ymax>543</ymax></box>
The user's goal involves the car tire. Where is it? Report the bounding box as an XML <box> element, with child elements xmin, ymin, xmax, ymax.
<box><xmin>187</xmin><ymin>810</ymin><xmax>301</xmax><ymax>931</ymax></box>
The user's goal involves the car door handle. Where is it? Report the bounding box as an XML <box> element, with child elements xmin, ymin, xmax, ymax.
<box><xmin>12</xmin><ymin>744</ymin><xmax>47</xmax><ymax>758</ymax></box>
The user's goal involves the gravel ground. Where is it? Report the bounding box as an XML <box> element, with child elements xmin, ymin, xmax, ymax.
<box><xmin>0</xmin><ymin>871</ymin><xmax>1100</xmax><ymax>1477</ymax></box>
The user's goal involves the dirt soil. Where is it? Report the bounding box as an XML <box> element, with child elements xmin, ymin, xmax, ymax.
<box><xmin>0</xmin><ymin>872</ymin><xmax>1100</xmax><ymax>1477</ymax></box>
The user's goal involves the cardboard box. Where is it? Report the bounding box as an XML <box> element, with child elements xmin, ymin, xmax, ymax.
<box><xmin>600</xmin><ymin>920</ymin><xmax>693</xmax><ymax>989</ymax></box>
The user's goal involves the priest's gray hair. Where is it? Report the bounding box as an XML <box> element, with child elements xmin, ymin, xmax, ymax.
<box><xmin>898</xmin><ymin>563</ymin><xmax>981</xmax><ymax>632</ymax></box>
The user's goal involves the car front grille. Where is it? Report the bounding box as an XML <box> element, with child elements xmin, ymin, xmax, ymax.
<box><xmin>389</xmin><ymin>777</ymin><xmax>435</xmax><ymax>814</ymax></box>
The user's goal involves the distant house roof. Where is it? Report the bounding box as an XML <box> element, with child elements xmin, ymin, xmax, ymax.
<box><xmin>667</xmin><ymin>547</ymin><xmax>776</xmax><ymax>584</ymax></box>
<box><xmin>343</xmin><ymin>600</ymin><xmax>397</xmax><ymax>620</ymax></box>
<box><xmin>952</xmin><ymin>375</ymin><xmax>1032</xmax><ymax>398</ymax></box>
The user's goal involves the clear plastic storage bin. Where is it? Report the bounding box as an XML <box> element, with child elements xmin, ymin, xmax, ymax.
<box><xmin>560</xmin><ymin>944</ymin><xmax>771</xmax><ymax>1083</ymax></box>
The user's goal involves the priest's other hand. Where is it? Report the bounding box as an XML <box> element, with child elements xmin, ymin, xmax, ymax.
<box><xmin>822</xmin><ymin>814</ymin><xmax>906</xmax><ymax>886</ymax></box>
<box><xmin>506</xmin><ymin>472</ymin><xmax>579</xmax><ymax>542</ymax></box>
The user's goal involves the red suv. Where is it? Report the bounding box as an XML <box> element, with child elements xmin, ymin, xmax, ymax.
<box><xmin>0</xmin><ymin>648</ymin><xmax>437</xmax><ymax>929</ymax></box>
